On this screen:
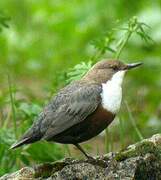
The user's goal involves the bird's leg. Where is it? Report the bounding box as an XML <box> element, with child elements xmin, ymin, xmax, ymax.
<box><xmin>74</xmin><ymin>144</ymin><xmax>107</xmax><ymax>167</ymax></box>
<box><xmin>74</xmin><ymin>143</ymin><xmax>93</xmax><ymax>159</ymax></box>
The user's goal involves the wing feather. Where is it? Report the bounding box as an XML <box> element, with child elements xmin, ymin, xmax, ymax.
<box><xmin>41</xmin><ymin>81</ymin><xmax>102</xmax><ymax>140</ymax></box>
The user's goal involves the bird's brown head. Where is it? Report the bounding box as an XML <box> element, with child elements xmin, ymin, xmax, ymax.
<box><xmin>82</xmin><ymin>59</ymin><xmax>142</xmax><ymax>84</ymax></box>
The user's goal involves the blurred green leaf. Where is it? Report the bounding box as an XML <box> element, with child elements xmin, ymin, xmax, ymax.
<box><xmin>18</xmin><ymin>102</ymin><xmax>41</xmax><ymax>117</ymax></box>
<box><xmin>0</xmin><ymin>129</ymin><xmax>16</xmax><ymax>146</ymax></box>
<box><xmin>66</xmin><ymin>61</ymin><xmax>92</xmax><ymax>83</ymax></box>
<box><xmin>0</xmin><ymin>11</ymin><xmax>10</xmax><ymax>32</ymax></box>
<box><xmin>27</xmin><ymin>142</ymin><xmax>64</xmax><ymax>162</ymax></box>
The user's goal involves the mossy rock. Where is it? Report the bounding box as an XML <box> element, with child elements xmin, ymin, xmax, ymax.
<box><xmin>1</xmin><ymin>134</ymin><xmax>161</xmax><ymax>180</ymax></box>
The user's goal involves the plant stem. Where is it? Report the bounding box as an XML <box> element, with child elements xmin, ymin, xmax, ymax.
<box><xmin>105</xmin><ymin>128</ymin><xmax>111</xmax><ymax>152</ymax></box>
<box><xmin>115</xmin><ymin>31</ymin><xmax>132</xmax><ymax>59</ymax></box>
<box><xmin>124</xmin><ymin>100</ymin><xmax>143</xmax><ymax>140</ymax></box>
<box><xmin>119</xmin><ymin>116</ymin><xmax>124</xmax><ymax>148</ymax></box>
<box><xmin>64</xmin><ymin>145</ymin><xmax>71</xmax><ymax>156</ymax></box>
<box><xmin>96</xmin><ymin>144</ymin><xmax>100</xmax><ymax>156</ymax></box>
<box><xmin>2</xmin><ymin>108</ymin><xmax>11</xmax><ymax>129</ymax></box>
<box><xmin>7</xmin><ymin>74</ymin><xmax>17</xmax><ymax>138</ymax></box>
<box><xmin>91</xmin><ymin>49</ymin><xmax>104</xmax><ymax>63</ymax></box>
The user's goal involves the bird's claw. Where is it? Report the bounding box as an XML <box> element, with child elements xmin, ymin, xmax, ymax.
<box><xmin>86</xmin><ymin>155</ymin><xmax>108</xmax><ymax>168</ymax></box>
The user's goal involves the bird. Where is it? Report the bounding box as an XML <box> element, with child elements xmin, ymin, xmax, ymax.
<box><xmin>11</xmin><ymin>59</ymin><xmax>142</xmax><ymax>159</ymax></box>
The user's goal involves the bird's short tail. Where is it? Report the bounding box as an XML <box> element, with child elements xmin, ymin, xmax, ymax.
<box><xmin>10</xmin><ymin>137</ymin><xmax>32</xmax><ymax>149</ymax></box>
<box><xmin>10</xmin><ymin>131</ymin><xmax>42</xmax><ymax>149</ymax></box>
<box><xmin>10</xmin><ymin>113</ymin><xmax>44</xmax><ymax>149</ymax></box>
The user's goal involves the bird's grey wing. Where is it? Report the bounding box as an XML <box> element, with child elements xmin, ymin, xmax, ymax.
<box><xmin>41</xmin><ymin>82</ymin><xmax>102</xmax><ymax>140</ymax></box>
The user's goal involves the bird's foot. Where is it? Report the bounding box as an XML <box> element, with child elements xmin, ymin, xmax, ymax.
<box><xmin>86</xmin><ymin>155</ymin><xmax>95</xmax><ymax>161</ymax></box>
<box><xmin>86</xmin><ymin>155</ymin><xmax>108</xmax><ymax>168</ymax></box>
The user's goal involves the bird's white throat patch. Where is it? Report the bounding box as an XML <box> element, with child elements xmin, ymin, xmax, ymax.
<box><xmin>101</xmin><ymin>70</ymin><xmax>126</xmax><ymax>114</ymax></box>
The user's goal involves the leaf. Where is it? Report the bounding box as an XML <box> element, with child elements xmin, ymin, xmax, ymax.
<box><xmin>27</xmin><ymin>142</ymin><xmax>64</xmax><ymax>162</ymax></box>
<box><xmin>106</xmin><ymin>47</ymin><xmax>116</xmax><ymax>53</ymax></box>
<box><xmin>18</xmin><ymin>102</ymin><xmax>41</xmax><ymax>117</ymax></box>
<box><xmin>0</xmin><ymin>129</ymin><xmax>16</xmax><ymax>146</ymax></box>
<box><xmin>0</xmin><ymin>12</ymin><xmax>10</xmax><ymax>31</ymax></box>
<box><xmin>66</xmin><ymin>61</ymin><xmax>92</xmax><ymax>83</ymax></box>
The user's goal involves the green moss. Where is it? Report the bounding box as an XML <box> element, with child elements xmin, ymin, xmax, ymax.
<box><xmin>34</xmin><ymin>162</ymin><xmax>67</xmax><ymax>178</ymax></box>
<box><xmin>115</xmin><ymin>140</ymin><xmax>161</xmax><ymax>161</ymax></box>
<box><xmin>34</xmin><ymin>158</ymin><xmax>78</xmax><ymax>178</ymax></box>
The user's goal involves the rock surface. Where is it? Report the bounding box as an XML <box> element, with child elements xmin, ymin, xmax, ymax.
<box><xmin>1</xmin><ymin>134</ymin><xmax>161</xmax><ymax>180</ymax></box>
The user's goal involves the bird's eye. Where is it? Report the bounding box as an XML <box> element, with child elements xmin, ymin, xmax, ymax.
<box><xmin>112</xmin><ymin>66</ymin><xmax>118</xmax><ymax>71</ymax></box>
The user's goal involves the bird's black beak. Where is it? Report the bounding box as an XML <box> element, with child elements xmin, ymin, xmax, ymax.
<box><xmin>126</xmin><ymin>62</ymin><xmax>143</xmax><ymax>70</ymax></box>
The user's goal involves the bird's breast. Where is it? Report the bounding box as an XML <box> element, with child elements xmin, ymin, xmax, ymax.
<box><xmin>101</xmin><ymin>81</ymin><xmax>122</xmax><ymax>114</ymax></box>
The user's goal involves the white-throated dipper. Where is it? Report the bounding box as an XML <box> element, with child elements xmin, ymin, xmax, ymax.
<box><xmin>11</xmin><ymin>59</ymin><xmax>142</xmax><ymax>158</ymax></box>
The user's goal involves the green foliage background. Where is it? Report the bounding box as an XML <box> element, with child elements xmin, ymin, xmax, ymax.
<box><xmin>0</xmin><ymin>0</ymin><xmax>161</xmax><ymax>176</ymax></box>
